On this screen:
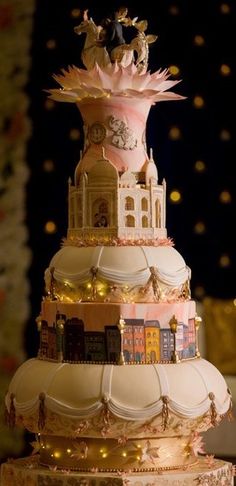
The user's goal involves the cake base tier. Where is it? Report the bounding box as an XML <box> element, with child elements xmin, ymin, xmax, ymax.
<box><xmin>1</xmin><ymin>456</ymin><xmax>234</xmax><ymax>486</ymax></box>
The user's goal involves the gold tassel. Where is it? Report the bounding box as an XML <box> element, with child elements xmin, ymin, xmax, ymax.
<box><xmin>101</xmin><ymin>396</ymin><xmax>110</xmax><ymax>427</ymax></box>
<box><xmin>226</xmin><ymin>388</ymin><xmax>234</xmax><ymax>422</ymax></box>
<box><xmin>209</xmin><ymin>392</ymin><xmax>217</xmax><ymax>426</ymax></box>
<box><xmin>38</xmin><ymin>392</ymin><xmax>46</xmax><ymax>430</ymax></box>
<box><xmin>4</xmin><ymin>404</ymin><xmax>10</xmax><ymax>426</ymax></box>
<box><xmin>161</xmin><ymin>395</ymin><xmax>169</xmax><ymax>431</ymax></box>
<box><xmin>8</xmin><ymin>393</ymin><xmax>16</xmax><ymax>428</ymax></box>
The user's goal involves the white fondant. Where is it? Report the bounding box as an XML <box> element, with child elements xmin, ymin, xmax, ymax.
<box><xmin>7</xmin><ymin>358</ymin><xmax>230</xmax><ymax>423</ymax></box>
<box><xmin>45</xmin><ymin>245</ymin><xmax>189</xmax><ymax>291</ymax></box>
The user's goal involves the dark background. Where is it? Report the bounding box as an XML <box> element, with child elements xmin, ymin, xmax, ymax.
<box><xmin>25</xmin><ymin>0</ymin><xmax>235</xmax><ymax>358</ymax></box>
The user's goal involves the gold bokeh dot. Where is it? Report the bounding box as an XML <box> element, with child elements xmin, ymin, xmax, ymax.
<box><xmin>219</xmin><ymin>254</ymin><xmax>231</xmax><ymax>268</ymax></box>
<box><xmin>43</xmin><ymin>159</ymin><xmax>55</xmax><ymax>172</ymax></box>
<box><xmin>44</xmin><ymin>99</ymin><xmax>55</xmax><ymax>111</ymax></box>
<box><xmin>169</xmin><ymin>190</ymin><xmax>182</xmax><ymax>203</ymax></box>
<box><xmin>169</xmin><ymin>65</ymin><xmax>180</xmax><ymax>76</ymax></box>
<box><xmin>169</xmin><ymin>126</ymin><xmax>182</xmax><ymax>140</ymax></box>
<box><xmin>169</xmin><ymin>5</ymin><xmax>179</xmax><ymax>15</ymax></box>
<box><xmin>194</xmin><ymin>286</ymin><xmax>205</xmax><ymax>299</ymax></box>
<box><xmin>194</xmin><ymin>35</ymin><xmax>205</xmax><ymax>46</ymax></box>
<box><xmin>233</xmin><ymin>299</ymin><xmax>236</xmax><ymax>307</ymax></box>
<box><xmin>46</xmin><ymin>39</ymin><xmax>57</xmax><ymax>50</ymax></box>
<box><xmin>219</xmin><ymin>129</ymin><xmax>231</xmax><ymax>141</ymax></box>
<box><xmin>69</xmin><ymin>128</ymin><xmax>81</xmax><ymax>140</ymax></box>
<box><xmin>220</xmin><ymin>64</ymin><xmax>231</xmax><ymax>76</ymax></box>
<box><xmin>219</xmin><ymin>190</ymin><xmax>231</xmax><ymax>204</ymax></box>
<box><xmin>194</xmin><ymin>160</ymin><xmax>206</xmax><ymax>172</ymax></box>
<box><xmin>220</xmin><ymin>3</ymin><xmax>230</xmax><ymax>14</ymax></box>
<box><xmin>44</xmin><ymin>221</ymin><xmax>57</xmax><ymax>234</ymax></box>
<box><xmin>194</xmin><ymin>221</ymin><xmax>206</xmax><ymax>234</ymax></box>
<box><xmin>71</xmin><ymin>9</ymin><xmax>81</xmax><ymax>18</ymax></box>
<box><xmin>193</xmin><ymin>95</ymin><xmax>205</xmax><ymax>108</ymax></box>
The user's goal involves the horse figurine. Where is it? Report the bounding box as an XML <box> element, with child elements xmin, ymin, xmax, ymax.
<box><xmin>74</xmin><ymin>10</ymin><xmax>110</xmax><ymax>70</ymax></box>
<box><xmin>74</xmin><ymin>10</ymin><xmax>134</xmax><ymax>70</ymax></box>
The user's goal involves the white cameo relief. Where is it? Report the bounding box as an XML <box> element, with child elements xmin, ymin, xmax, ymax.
<box><xmin>108</xmin><ymin>115</ymin><xmax>137</xmax><ymax>150</ymax></box>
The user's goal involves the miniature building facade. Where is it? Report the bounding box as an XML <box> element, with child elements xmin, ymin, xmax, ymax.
<box><xmin>68</xmin><ymin>154</ymin><xmax>166</xmax><ymax>240</ymax></box>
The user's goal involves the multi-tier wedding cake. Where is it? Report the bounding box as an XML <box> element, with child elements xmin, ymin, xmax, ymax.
<box><xmin>1</xmin><ymin>9</ymin><xmax>234</xmax><ymax>486</ymax></box>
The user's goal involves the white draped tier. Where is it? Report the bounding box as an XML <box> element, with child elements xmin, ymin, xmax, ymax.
<box><xmin>6</xmin><ymin>358</ymin><xmax>231</xmax><ymax>422</ymax></box>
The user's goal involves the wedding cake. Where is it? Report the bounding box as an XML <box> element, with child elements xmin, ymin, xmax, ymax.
<box><xmin>1</xmin><ymin>9</ymin><xmax>234</xmax><ymax>486</ymax></box>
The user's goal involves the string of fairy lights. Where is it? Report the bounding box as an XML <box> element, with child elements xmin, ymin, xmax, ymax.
<box><xmin>26</xmin><ymin>0</ymin><xmax>235</xmax><ymax>337</ymax></box>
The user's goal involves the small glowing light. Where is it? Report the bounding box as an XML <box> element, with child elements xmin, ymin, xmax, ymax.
<box><xmin>67</xmin><ymin>448</ymin><xmax>71</xmax><ymax>453</ymax></box>
<box><xmin>233</xmin><ymin>299</ymin><xmax>236</xmax><ymax>307</ymax></box>
<box><xmin>136</xmin><ymin>455</ymin><xmax>140</xmax><ymax>460</ymax></box>
<box><xmin>99</xmin><ymin>448</ymin><xmax>105</xmax><ymax>453</ymax></box>
<box><xmin>87</xmin><ymin>283</ymin><xmax>92</xmax><ymax>289</ymax></box>
<box><xmin>169</xmin><ymin>65</ymin><xmax>180</xmax><ymax>76</ymax></box>
<box><xmin>219</xmin><ymin>129</ymin><xmax>231</xmax><ymax>141</ymax></box>
<box><xmin>137</xmin><ymin>444</ymin><xmax>141</xmax><ymax>448</ymax></box>
<box><xmin>219</xmin><ymin>190</ymin><xmax>231</xmax><ymax>204</ymax></box>
<box><xmin>122</xmin><ymin>451</ymin><xmax>127</xmax><ymax>457</ymax></box>
<box><xmin>99</xmin><ymin>291</ymin><xmax>104</xmax><ymax>296</ymax></box>
<box><xmin>69</xmin><ymin>128</ymin><xmax>81</xmax><ymax>140</ymax></box>
<box><xmin>169</xmin><ymin>190</ymin><xmax>182</xmax><ymax>203</ymax></box>
<box><xmin>71</xmin><ymin>8</ymin><xmax>81</xmax><ymax>18</ymax></box>
<box><xmin>44</xmin><ymin>99</ymin><xmax>55</xmax><ymax>111</ymax></box>
<box><xmin>102</xmin><ymin>453</ymin><xmax>107</xmax><ymax>458</ymax></box>
<box><xmin>169</xmin><ymin>126</ymin><xmax>182</xmax><ymax>140</ymax></box>
<box><xmin>54</xmin><ymin>451</ymin><xmax>61</xmax><ymax>459</ymax></box>
<box><xmin>220</xmin><ymin>3</ymin><xmax>230</xmax><ymax>14</ymax></box>
<box><xmin>194</xmin><ymin>286</ymin><xmax>205</xmax><ymax>299</ymax></box>
<box><xmin>169</xmin><ymin>5</ymin><xmax>179</xmax><ymax>15</ymax></box>
<box><xmin>43</xmin><ymin>159</ymin><xmax>55</xmax><ymax>172</ymax></box>
<box><xmin>51</xmin><ymin>453</ymin><xmax>54</xmax><ymax>457</ymax></box>
<box><xmin>194</xmin><ymin>160</ymin><xmax>206</xmax><ymax>172</ymax></box>
<box><xmin>193</xmin><ymin>35</ymin><xmax>205</xmax><ymax>46</ymax></box>
<box><xmin>219</xmin><ymin>254</ymin><xmax>231</xmax><ymax>268</ymax></box>
<box><xmin>193</xmin><ymin>95</ymin><xmax>205</xmax><ymax>108</ymax></box>
<box><xmin>46</xmin><ymin>39</ymin><xmax>57</xmax><ymax>50</ymax></box>
<box><xmin>44</xmin><ymin>221</ymin><xmax>57</xmax><ymax>234</ymax></box>
<box><xmin>220</xmin><ymin>64</ymin><xmax>231</xmax><ymax>76</ymax></box>
<box><xmin>194</xmin><ymin>221</ymin><xmax>206</xmax><ymax>234</ymax></box>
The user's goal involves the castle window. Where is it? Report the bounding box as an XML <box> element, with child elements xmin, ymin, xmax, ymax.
<box><xmin>125</xmin><ymin>196</ymin><xmax>134</xmax><ymax>210</ymax></box>
<box><xmin>126</xmin><ymin>215</ymin><xmax>135</xmax><ymax>227</ymax></box>
<box><xmin>93</xmin><ymin>198</ymin><xmax>109</xmax><ymax>227</ymax></box>
<box><xmin>141</xmin><ymin>197</ymin><xmax>148</xmax><ymax>211</ymax></box>
<box><xmin>142</xmin><ymin>215</ymin><xmax>148</xmax><ymax>228</ymax></box>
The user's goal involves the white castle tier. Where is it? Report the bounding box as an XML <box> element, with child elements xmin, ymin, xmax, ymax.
<box><xmin>1</xmin><ymin>16</ymin><xmax>234</xmax><ymax>486</ymax></box>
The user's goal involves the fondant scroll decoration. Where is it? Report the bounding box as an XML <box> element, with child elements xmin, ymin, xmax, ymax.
<box><xmin>109</xmin><ymin>115</ymin><xmax>137</xmax><ymax>150</ymax></box>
